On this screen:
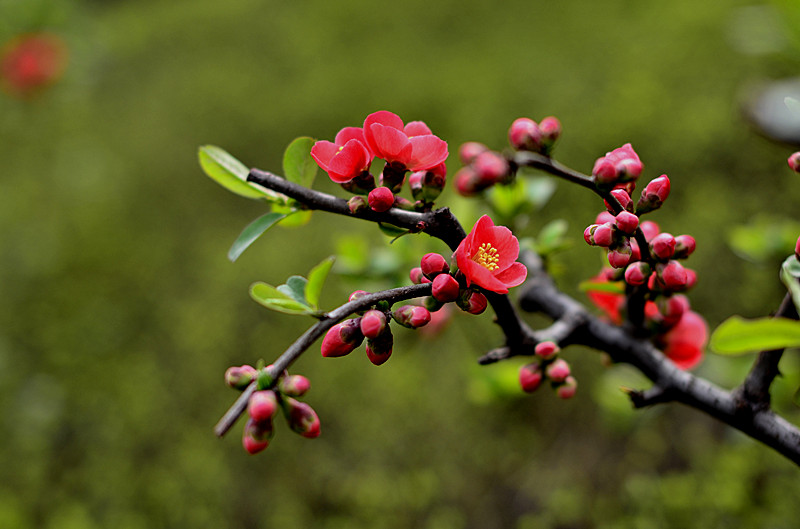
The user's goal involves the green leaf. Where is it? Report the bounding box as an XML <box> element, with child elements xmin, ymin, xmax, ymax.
<box><xmin>305</xmin><ymin>256</ymin><xmax>335</xmax><ymax>309</ymax></box>
<box><xmin>578</xmin><ymin>280</ymin><xmax>625</xmax><ymax>294</ymax></box>
<box><xmin>250</xmin><ymin>282</ymin><xmax>313</xmax><ymax>315</ymax></box>
<box><xmin>525</xmin><ymin>176</ymin><xmax>557</xmax><ymax>210</ymax></box>
<box><xmin>378</xmin><ymin>223</ymin><xmax>408</xmax><ymax>238</ymax></box>
<box><xmin>282</xmin><ymin>137</ymin><xmax>318</xmax><ymax>188</ymax></box>
<box><xmin>198</xmin><ymin>145</ymin><xmax>279</xmax><ymax>201</ymax></box>
<box><xmin>271</xmin><ymin>203</ymin><xmax>313</xmax><ymax>227</ymax></box>
<box><xmin>710</xmin><ymin>315</ymin><xmax>800</xmax><ymax>354</ymax></box>
<box><xmin>534</xmin><ymin>219</ymin><xmax>571</xmax><ymax>255</ymax></box>
<box><xmin>277</xmin><ymin>276</ymin><xmax>309</xmax><ymax>306</ymax></box>
<box><xmin>228</xmin><ymin>212</ymin><xmax>290</xmax><ymax>262</ymax></box>
<box><xmin>780</xmin><ymin>255</ymin><xmax>800</xmax><ymax>314</ymax></box>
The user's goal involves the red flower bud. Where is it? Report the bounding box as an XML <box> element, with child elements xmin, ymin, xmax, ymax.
<box><xmin>408</xmin><ymin>163</ymin><xmax>447</xmax><ymax>202</ymax></box>
<box><xmin>473</xmin><ymin>151</ymin><xmax>510</xmax><ymax>184</ymax></box>
<box><xmin>556</xmin><ymin>376</ymin><xmax>578</xmax><ymax>399</ymax></box>
<box><xmin>593</xmin><ymin>143</ymin><xmax>642</xmax><ymax>185</ymax></box>
<box><xmin>608</xmin><ymin>240</ymin><xmax>632</xmax><ymax>269</ymax></box>
<box><xmin>584</xmin><ymin>225</ymin><xmax>597</xmax><ymax>245</ymax></box>
<box><xmin>225</xmin><ymin>365</ymin><xmax>257</xmax><ymax>390</ymax></box>
<box><xmin>248</xmin><ymin>390</ymin><xmax>278</xmax><ymax>422</ymax></box>
<box><xmin>535</xmin><ymin>341</ymin><xmax>559</xmax><ymax>360</ymax></box>
<box><xmin>615</xmin><ymin>211</ymin><xmax>639</xmax><ymax>235</ymax></box>
<box><xmin>392</xmin><ymin>305</ymin><xmax>431</xmax><ymax>328</ymax></box>
<box><xmin>592</xmin><ymin>160</ymin><xmax>618</xmax><ymax>185</ymax></box>
<box><xmin>796</xmin><ymin>235</ymin><xmax>800</xmax><ymax>261</ymax></box>
<box><xmin>788</xmin><ymin>152</ymin><xmax>800</xmax><ymax>173</ymax></box>
<box><xmin>360</xmin><ymin>309</ymin><xmax>388</xmax><ymax>339</ymax></box>
<box><xmin>349</xmin><ymin>290</ymin><xmax>369</xmax><ymax>303</ymax></box>
<box><xmin>519</xmin><ymin>363</ymin><xmax>544</xmax><ymax>393</ymax></box>
<box><xmin>420</xmin><ymin>252</ymin><xmax>450</xmax><ymax>279</ymax></box>
<box><xmin>454</xmin><ymin>166</ymin><xmax>488</xmax><ymax>196</ymax></box>
<box><xmin>636</xmin><ymin>175</ymin><xmax>671</xmax><ymax>214</ymax></box>
<box><xmin>321</xmin><ymin>319</ymin><xmax>364</xmax><ymax>357</ymax></box>
<box><xmin>242</xmin><ymin>417</ymin><xmax>274</xmax><ymax>454</ymax></box>
<box><xmin>368</xmin><ymin>186</ymin><xmax>395</xmax><ymax>212</ymax></box>
<box><xmin>640</xmin><ymin>220</ymin><xmax>660</xmax><ymax>242</ymax></box>
<box><xmin>539</xmin><ymin>116</ymin><xmax>562</xmax><ymax>149</ymax></box>
<box><xmin>283</xmin><ymin>397</ymin><xmax>321</xmax><ymax>438</ymax></box>
<box><xmin>606</xmin><ymin>188</ymin><xmax>633</xmax><ymax>212</ymax></box>
<box><xmin>409</xmin><ymin>267</ymin><xmax>426</xmax><ymax>284</ymax></box>
<box><xmin>1</xmin><ymin>33</ymin><xmax>68</xmax><ymax>97</ymax></box>
<box><xmin>673</xmin><ymin>235</ymin><xmax>696</xmax><ymax>259</ymax></box>
<box><xmin>650</xmin><ymin>233</ymin><xmax>676</xmax><ymax>260</ymax></box>
<box><xmin>279</xmin><ymin>375</ymin><xmax>311</xmax><ymax>397</ymax></box>
<box><xmin>365</xmin><ymin>328</ymin><xmax>393</xmax><ymax>366</ymax></box>
<box><xmin>657</xmin><ymin>260</ymin><xmax>688</xmax><ymax>291</ymax></box>
<box><xmin>660</xmin><ymin>311</ymin><xmax>707</xmax><ymax>370</ymax></box>
<box><xmin>657</xmin><ymin>294</ymin><xmax>690</xmax><ymax>328</ymax></box>
<box><xmin>592</xmin><ymin>223</ymin><xmax>615</xmax><ymax>247</ymax></box>
<box><xmin>508</xmin><ymin>118</ymin><xmax>543</xmax><ymax>151</ymax></box>
<box><xmin>624</xmin><ymin>261</ymin><xmax>651</xmax><ymax>286</ymax></box>
<box><xmin>684</xmin><ymin>268</ymin><xmax>697</xmax><ymax>290</ymax></box>
<box><xmin>459</xmin><ymin>141</ymin><xmax>488</xmax><ymax>164</ymax></box>
<box><xmin>595</xmin><ymin>211</ymin><xmax>616</xmax><ymax>225</ymax></box>
<box><xmin>347</xmin><ymin>195</ymin><xmax>368</xmax><ymax>213</ymax></box>
<box><xmin>546</xmin><ymin>358</ymin><xmax>571</xmax><ymax>383</ymax></box>
<box><xmin>630</xmin><ymin>238</ymin><xmax>641</xmax><ymax>261</ymax></box>
<box><xmin>456</xmin><ymin>290</ymin><xmax>488</xmax><ymax>315</ymax></box>
<box><xmin>431</xmin><ymin>273</ymin><xmax>460</xmax><ymax>303</ymax></box>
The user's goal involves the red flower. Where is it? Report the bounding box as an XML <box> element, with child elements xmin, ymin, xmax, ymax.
<box><xmin>660</xmin><ymin>311</ymin><xmax>707</xmax><ymax>370</ymax></box>
<box><xmin>455</xmin><ymin>215</ymin><xmax>527</xmax><ymax>294</ymax></box>
<box><xmin>1</xmin><ymin>33</ymin><xmax>67</xmax><ymax>96</ymax></box>
<box><xmin>363</xmin><ymin>110</ymin><xmax>448</xmax><ymax>171</ymax></box>
<box><xmin>310</xmin><ymin>126</ymin><xmax>373</xmax><ymax>183</ymax></box>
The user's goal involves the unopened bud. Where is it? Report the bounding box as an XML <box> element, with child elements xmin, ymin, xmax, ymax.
<box><xmin>673</xmin><ymin>235</ymin><xmax>696</xmax><ymax>259</ymax></box>
<box><xmin>392</xmin><ymin>305</ymin><xmax>431</xmax><ymax>328</ymax></box>
<box><xmin>420</xmin><ymin>252</ymin><xmax>450</xmax><ymax>279</ymax></box>
<box><xmin>788</xmin><ymin>152</ymin><xmax>800</xmax><ymax>173</ymax></box>
<box><xmin>593</xmin><ymin>159</ymin><xmax>618</xmax><ymax>185</ymax></box>
<box><xmin>347</xmin><ymin>195</ymin><xmax>368</xmax><ymax>214</ymax></box>
<box><xmin>684</xmin><ymin>268</ymin><xmax>697</xmax><ymax>290</ymax></box>
<box><xmin>456</xmin><ymin>290</ymin><xmax>488</xmax><ymax>315</ymax></box>
<box><xmin>242</xmin><ymin>417</ymin><xmax>274</xmax><ymax>454</ymax></box>
<box><xmin>636</xmin><ymin>174</ymin><xmax>671</xmax><ymax>214</ymax></box>
<box><xmin>640</xmin><ymin>220</ymin><xmax>660</xmax><ymax>242</ymax></box>
<box><xmin>608</xmin><ymin>240</ymin><xmax>632</xmax><ymax>269</ymax></box>
<box><xmin>321</xmin><ymin>318</ymin><xmax>364</xmax><ymax>357</ymax></box>
<box><xmin>591</xmin><ymin>222</ymin><xmax>615</xmax><ymax>247</ymax></box>
<box><xmin>615</xmin><ymin>211</ymin><xmax>639</xmax><ymax>235</ymax></box>
<box><xmin>368</xmin><ymin>186</ymin><xmax>395</xmax><ymax>212</ymax></box>
<box><xmin>360</xmin><ymin>309</ymin><xmax>388</xmax><ymax>339</ymax></box>
<box><xmin>248</xmin><ymin>390</ymin><xmax>278</xmax><ymax>422</ymax></box>
<box><xmin>556</xmin><ymin>376</ymin><xmax>578</xmax><ymax>399</ymax></box>
<box><xmin>409</xmin><ymin>267</ymin><xmax>426</xmax><ymax>284</ymax></box>
<box><xmin>279</xmin><ymin>375</ymin><xmax>311</xmax><ymax>397</ymax></box>
<box><xmin>624</xmin><ymin>261</ymin><xmax>651</xmax><ymax>286</ymax></box>
<box><xmin>519</xmin><ymin>363</ymin><xmax>544</xmax><ymax>393</ymax></box>
<box><xmin>606</xmin><ymin>188</ymin><xmax>633</xmax><ymax>212</ymax></box>
<box><xmin>535</xmin><ymin>341</ymin><xmax>559</xmax><ymax>360</ymax></box>
<box><xmin>365</xmin><ymin>327</ymin><xmax>393</xmax><ymax>366</ymax></box>
<box><xmin>595</xmin><ymin>211</ymin><xmax>615</xmax><ymax>225</ymax></box>
<box><xmin>508</xmin><ymin>118</ymin><xmax>543</xmax><ymax>151</ymax></box>
<box><xmin>657</xmin><ymin>260</ymin><xmax>688</xmax><ymax>291</ymax></box>
<box><xmin>454</xmin><ymin>166</ymin><xmax>488</xmax><ymax>196</ymax></box>
<box><xmin>539</xmin><ymin>116</ymin><xmax>561</xmax><ymax>152</ymax></box>
<box><xmin>650</xmin><ymin>233</ymin><xmax>676</xmax><ymax>261</ymax></box>
<box><xmin>431</xmin><ymin>273</ymin><xmax>460</xmax><ymax>303</ymax></box>
<box><xmin>657</xmin><ymin>294</ymin><xmax>690</xmax><ymax>327</ymax></box>
<box><xmin>408</xmin><ymin>162</ymin><xmax>447</xmax><ymax>202</ymax></box>
<box><xmin>546</xmin><ymin>358</ymin><xmax>571</xmax><ymax>383</ymax></box>
<box><xmin>459</xmin><ymin>142</ymin><xmax>488</xmax><ymax>165</ymax></box>
<box><xmin>225</xmin><ymin>365</ymin><xmax>257</xmax><ymax>390</ymax></box>
<box><xmin>283</xmin><ymin>397</ymin><xmax>321</xmax><ymax>438</ymax></box>
<box><xmin>796</xmin><ymin>235</ymin><xmax>800</xmax><ymax>261</ymax></box>
<box><xmin>340</xmin><ymin>171</ymin><xmax>376</xmax><ymax>195</ymax></box>
<box><xmin>473</xmin><ymin>151</ymin><xmax>510</xmax><ymax>184</ymax></box>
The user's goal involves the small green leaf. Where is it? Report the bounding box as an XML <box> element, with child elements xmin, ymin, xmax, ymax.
<box><xmin>305</xmin><ymin>256</ymin><xmax>335</xmax><ymax>309</ymax></box>
<box><xmin>525</xmin><ymin>176</ymin><xmax>557</xmax><ymax>210</ymax></box>
<box><xmin>250</xmin><ymin>282</ymin><xmax>312</xmax><ymax>315</ymax></box>
<box><xmin>578</xmin><ymin>280</ymin><xmax>625</xmax><ymax>294</ymax></box>
<box><xmin>710</xmin><ymin>315</ymin><xmax>800</xmax><ymax>354</ymax></box>
<box><xmin>228</xmin><ymin>212</ymin><xmax>290</xmax><ymax>262</ymax></box>
<box><xmin>199</xmin><ymin>145</ymin><xmax>279</xmax><ymax>201</ymax></box>
<box><xmin>534</xmin><ymin>219</ymin><xmax>570</xmax><ymax>255</ymax></box>
<box><xmin>780</xmin><ymin>255</ymin><xmax>800</xmax><ymax>314</ymax></box>
<box><xmin>378</xmin><ymin>223</ymin><xmax>408</xmax><ymax>238</ymax></box>
<box><xmin>282</xmin><ymin>137</ymin><xmax>318</xmax><ymax>188</ymax></box>
<box><xmin>277</xmin><ymin>276</ymin><xmax>309</xmax><ymax>306</ymax></box>
<box><xmin>271</xmin><ymin>203</ymin><xmax>313</xmax><ymax>227</ymax></box>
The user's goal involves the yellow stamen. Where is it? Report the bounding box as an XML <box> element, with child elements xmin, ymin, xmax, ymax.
<box><xmin>472</xmin><ymin>243</ymin><xmax>500</xmax><ymax>271</ymax></box>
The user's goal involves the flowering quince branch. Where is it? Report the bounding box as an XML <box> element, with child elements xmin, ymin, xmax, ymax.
<box><xmin>202</xmin><ymin>111</ymin><xmax>800</xmax><ymax>465</ymax></box>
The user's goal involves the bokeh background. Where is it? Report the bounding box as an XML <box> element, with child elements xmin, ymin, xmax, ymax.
<box><xmin>2</xmin><ymin>0</ymin><xmax>800</xmax><ymax>527</ymax></box>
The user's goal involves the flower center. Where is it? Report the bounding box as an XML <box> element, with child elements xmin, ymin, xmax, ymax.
<box><xmin>472</xmin><ymin>243</ymin><xmax>500</xmax><ymax>271</ymax></box>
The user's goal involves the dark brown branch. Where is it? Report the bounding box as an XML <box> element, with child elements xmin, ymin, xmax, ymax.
<box><xmin>517</xmin><ymin>249</ymin><xmax>800</xmax><ymax>466</ymax></box>
<box><xmin>214</xmin><ymin>283</ymin><xmax>432</xmax><ymax>438</ymax></box>
<box><xmin>735</xmin><ymin>293</ymin><xmax>800</xmax><ymax>412</ymax></box>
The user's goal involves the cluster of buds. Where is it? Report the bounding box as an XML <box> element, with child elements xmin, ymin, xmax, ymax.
<box><xmin>453</xmin><ymin>143</ymin><xmax>512</xmax><ymax>196</ymax></box>
<box><xmin>321</xmin><ymin>289</ymin><xmax>433</xmax><ymax>366</ymax></box>
<box><xmin>508</xmin><ymin>116</ymin><xmax>562</xmax><ymax>155</ymax></box>
<box><xmin>518</xmin><ymin>341</ymin><xmax>577</xmax><ymax>399</ymax></box>
<box><xmin>311</xmin><ymin>110</ymin><xmax>448</xmax><ymax>212</ymax></box>
<box><xmin>224</xmin><ymin>365</ymin><xmax>319</xmax><ymax>454</ymax></box>
<box><xmin>409</xmin><ymin>251</ymin><xmax>490</xmax><ymax>315</ymax></box>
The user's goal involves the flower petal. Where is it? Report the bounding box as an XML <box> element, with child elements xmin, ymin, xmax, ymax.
<box><xmin>461</xmin><ymin>259</ymin><xmax>510</xmax><ymax>294</ymax></box>
<box><xmin>407</xmin><ymin>135</ymin><xmax>448</xmax><ymax>171</ymax></box>
<box><xmin>404</xmin><ymin>120</ymin><xmax>432</xmax><ymax>136</ymax></box>
<box><xmin>335</xmin><ymin>127</ymin><xmax>367</xmax><ymax>147</ymax></box>
<box><xmin>368</xmin><ymin>123</ymin><xmax>412</xmax><ymax>165</ymax></box>
<box><xmin>364</xmin><ymin>111</ymin><xmax>404</xmax><ymax>155</ymax></box>
<box><xmin>327</xmin><ymin>139</ymin><xmax>370</xmax><ymax>183</ymax></box>
<box><xmin>494</xmin><ymin>262</ymin><xmax>527</xmax><ymax>288</ymax></box>
<box><xmin>310</xmin><ymin>141</ymin><xmax>338</xmax><ymax>171</ymax></box>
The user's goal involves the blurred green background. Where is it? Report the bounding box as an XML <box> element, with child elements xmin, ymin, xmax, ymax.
<box><xmin>2</xmin><ymin>0</ymin><xmax>800</xmax><ymax>527</ymax></box>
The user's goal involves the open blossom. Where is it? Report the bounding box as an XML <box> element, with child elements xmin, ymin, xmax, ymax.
<box><xmin>362</xmin><ymin>110</ymin><xmax>448</xmax><ymax>171</ymax></box>
<box><xmin>455</xmin><ymin>215</ymin><xmax>527</xmax><ymax>294</ymax></box>
<box><xmin>310</xmin><ymin>127</ymin><xmax>373</xmax><ymax>183</ymax></box>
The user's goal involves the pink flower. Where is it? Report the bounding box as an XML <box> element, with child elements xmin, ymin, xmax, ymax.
<box><xmin>455</xmin><ymin>215</ymin><xmax>527</xmax><ymax>294</ymax></box>
<box><xmin>310</xmin><ymin>127</ymin><xmax>373</xmax><ymax>183</ymax></box>
<box><xmin>660</xmin><ymin>311</ymin><xmax>707</xmax><ymax>370</ymax></box>
<box><xmin>363</xmin><ymin>111</ymin><xmax>448</xmax><ymax>171</ymax></box>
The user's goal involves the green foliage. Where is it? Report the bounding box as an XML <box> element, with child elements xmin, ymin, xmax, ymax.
<box><xmin>710</xmin><ymin>315</ymin><xmax>800</xmax><ymax>354</ymax></box>
<box><xmin>780</xmin><ymin>255</ymin><xmax>800</xmax><ymax>314</ymax></box>
<box><xmin>227</xmin><ymin>211</ymin><xmax>291</xmax><ymax>262</ymax></box>
<box><xmin>198</xmin><ymin>145</ymin><xmax>281</xmax><ymax>201</ymax></box>
<box><xmin>249</xmin><ymin>256</ymin><xmax>335</xmax><ymax>315</ymax></box>
<box><xmin>727</xmin><ymin>217</ymin><xmax>800</xmax><ymax>263</ymax></box>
